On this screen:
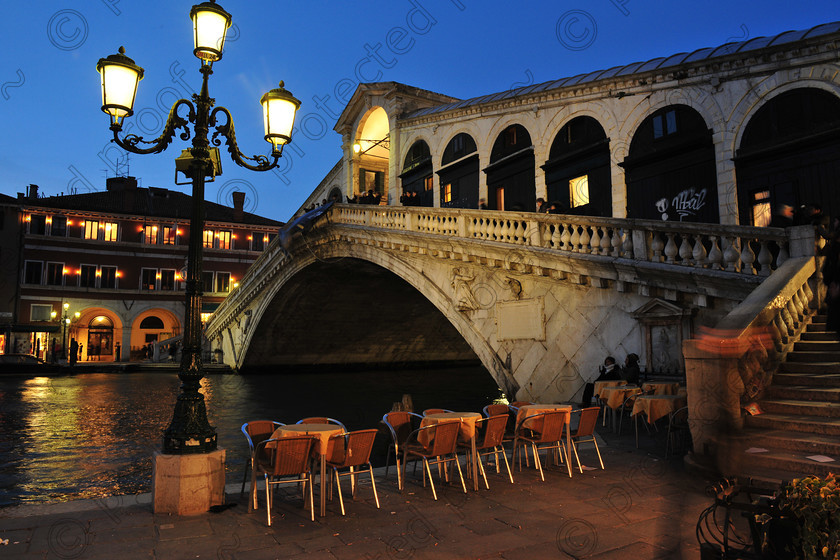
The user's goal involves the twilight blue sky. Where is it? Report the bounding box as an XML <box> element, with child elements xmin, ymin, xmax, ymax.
<box><xmin>1</xmin><ymin>1</ymin><xmax>837</xmax><ymax>222</ymax></box>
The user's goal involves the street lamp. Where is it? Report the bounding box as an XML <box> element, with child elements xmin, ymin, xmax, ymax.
<box><xmin>96</xmin><ymin>0</ymin><xmax>300</xmax><ymax>455</ymax></box>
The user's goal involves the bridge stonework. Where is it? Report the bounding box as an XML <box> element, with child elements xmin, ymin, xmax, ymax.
<box><xmin>205</xmin><ymin>205</ymin><xmax>803</xmax><ymax>403</ymax></box>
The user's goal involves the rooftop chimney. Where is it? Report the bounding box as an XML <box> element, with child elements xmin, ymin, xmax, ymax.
<box><xmin>28</xmin><ymin>184</ymin><xmax>39</xmax><ymax>199</ymax></box>
<box><xmin>106</xmin><ymin>176</ymin><xmax>138</xmax><ymax>191</ymax></box>
<box><xmin>232</xmin><ymin>191</ymin><xmax>246</xmax><ymax>222</ymax></box>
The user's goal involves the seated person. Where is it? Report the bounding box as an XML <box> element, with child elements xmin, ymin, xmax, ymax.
<box><xmin>622</xmin><ymin>353</ymin><xmax>641</xmax><ymax>385</ymax></box>
<box><xmin>580</xmin><ymin>356</ymin><xmax>621</xmax><ymax>407</ymax></box>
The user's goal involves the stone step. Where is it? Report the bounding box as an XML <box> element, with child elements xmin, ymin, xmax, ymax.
<box><xmin>777</xmin><ymin>362</ymin><xmax>840</xmax><ymax>375</ymax></box>
<box><xmin>793</xmin><ymin>340</ymin><xmax>840</xmax><ymax>352</ymax></box>
<box><xmin>773</xmin><ymin>373</ymin><xmax>840</xmax><ymax>387</ymax></box>
<box><xmin>741</xmin><ymin>428</ymin><xmax>840</xmax><ymax>456</ymax></box>
<box><xmin>799</xmin><ymin>331</ymin><xmax>837</xmax><ymax>342</ymax></box>
<box><xmin>759</xmin><ymin>399</ymin><xmax>840</xmax><ymax>417</ymax></box>
<box><xmin>785</xmin><ymin>351</ymin><xmax>840</xmax><ymax>363</ymax></box>
<box><xmin>739</xmin><ymin>448</ymin><xmax>837</xmax><ymax>479</ymax></box>
<box><xmin>806</xmin><ymin>321</ymin><xmax>828</xmax><ymax>332</ymax></box>
<box><xmin>745</xmin><ymin>413</ymin><xmax>840</xmax><ymax>436</ymax></box>
<box><xmin>765</xmin><ymin>385</ymin><xmax>840</xmax><ymax>402</ymax></box>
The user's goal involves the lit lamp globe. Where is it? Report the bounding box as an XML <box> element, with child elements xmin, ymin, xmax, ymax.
<box><xmin>190</xmin><ymin>0</ymin><xmax>232</xmax><ymax>63</ymax></box>
<box><xmin>260</xmin><ymin>82</ymin><xmax>301</xmax><ymax>156</ymax></box>
<box><xmin>96</xmin><ymin>47</ymin><xmax>144</xmax><ymax>129</ymax></box>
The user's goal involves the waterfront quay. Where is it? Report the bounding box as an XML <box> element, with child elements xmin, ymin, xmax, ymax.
<box><xmin>0</xmin><ymin>430</ymin><xmax>710</xmax><ymax>559</ymax></box>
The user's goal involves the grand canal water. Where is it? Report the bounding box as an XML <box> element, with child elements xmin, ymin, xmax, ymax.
<box><xmin>0</xmin><ymin>366</ymin><xmax>499</xmax><ymax>507</ymax></box>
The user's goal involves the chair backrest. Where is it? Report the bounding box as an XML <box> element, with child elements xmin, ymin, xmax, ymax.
<box><xmin>574</xmin><ymin>407</ymin><xmax>600</xmax><ymax>438</ymax></box>
<box><xmin>297</xmin><ymin>417</ymin><xmax>346</xmax><ymax>431</ymax></box>
<box><xmin>255</xmin><ymin>435</ymin><xmax>314</xmax><ymax>477</ymax></box>
<box><xmin>476</xmin><ymin>414</ymin><xmax>508</xmax><ymax>449</ymax></box>
<box><xmin>670</xmin><ymin>406</ymin><xmax>689</xmax><ymax>426</ymax></box>
<box><xmin>242</xmin><ymin>420</ymin><xmax>284</xmax><ymax>452</ymax></box>
<box><xmin>382</xmin><ymin>411</ymin><xmax>423</xmax><ymax>445</ymax></box>
<box><xmin>483</xmin><ymin>404</ymin><xmax>509</xmax><ymax>417</ymax></box>
<box><xmin>327</xmin><ymin>429</ymin><xmax>378</xmax><ymax>467</ymax></box>
<box><xmin>519</xmin><ymin>411</ymin><xmax>567</xmax><ymax>443</ymax></box>
<box><xmin>427</xmin><ymin>421</ymin><xmax>460</xmax><ymax>456</ymax></box>
<box><xmin>422</xmin><ymin>408</ymin><xmax>453</xmax><ymax>416</ymax></box>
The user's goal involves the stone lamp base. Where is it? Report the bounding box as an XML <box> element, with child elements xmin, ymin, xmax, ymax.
<box><xmin>152</xmin><ymin>449</ymin><xmax>226</xmax><ymax>515</ymax></box>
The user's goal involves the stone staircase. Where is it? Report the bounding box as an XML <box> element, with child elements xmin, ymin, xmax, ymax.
<box><xmin>739</xmin><ymin>314</ymin><xmax>840</xmax><ymax>483</ymax></box>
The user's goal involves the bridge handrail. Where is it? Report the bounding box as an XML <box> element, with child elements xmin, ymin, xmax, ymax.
<box><xmin>332</xmin><ymin>204</ymin><xmax>796</xmax><ymax>276</ymax></box>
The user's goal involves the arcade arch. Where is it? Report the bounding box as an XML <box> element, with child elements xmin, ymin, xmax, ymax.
<box><xmin>401</xmin><ymin>139</ymin><xmax>433</xmax><ymax>207</ymax></box>
<box><xmin>354</xmin><ymin>106</ymin><xmax>390</xmax><ymax>200</ymax></box>
<box><xmin>485</xmin><ymin>124</ymin><xmax>535</xmax><ymax>211</ymax></box>
<box><xmin>437</xmin><ymin>133</ymin><xmax>478</xmax><ymax>208</ymax></box>
<box><xmin>130</xmin><ymin>309</ymin><xmax>181</xmax><ymax>360</ymax></box>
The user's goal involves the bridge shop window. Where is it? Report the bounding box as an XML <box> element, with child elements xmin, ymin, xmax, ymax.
<box><xmin>622</xmin><ymin>105</ymin><xmax>717</xmax><ymax>223</ymax></box>
<box><xmin>400</xmin><ymin>140</ymin><xmax>433</xmax><ymax>207</ymax></box>
<box><xmin>485</xmin><ymin>124</ymin><xmax>535</xmax><ymax>212</ymax></box>
<box><xmin>28</xmin><ymin>214</ymin><xmax>47</xmax><ymax>235</ymax></box>
<box><xmin>735</xmin><ymin>88</ymin><xmax>840</xmax><ymax>226</ymax></box>
<box><xmin>23</xmin><ymin>261</ymin><xmax>43</xmax><ymax>284</ymax></box>
<box><xmin>101</xmin><ymin>266</ymin><xmax>117</xmax><ymax>289</ymax></box>
<box><xmin>50</xmin><ymin>216</ymin><xmax>67</xmax><ymax>237</ymax></box>
<box><xmin>45</xmin><ymin>262</ymin><xmax>64</xmax><ymax>286</ymax></box>
<box><xmin>544</xmin><ymin>116</ymin><xmax>611</xmax><ymax>216</ymax></box>
<box><xmin>438</xmin><ymin>133</ymin><xmax>479</xmax><ymax>209</ymax></box>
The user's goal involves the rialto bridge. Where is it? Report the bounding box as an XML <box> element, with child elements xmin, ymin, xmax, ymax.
<box><xmin>205</xmin><ymin>204</ymin><xmax>820</xmax><ymax>413</ymax></box>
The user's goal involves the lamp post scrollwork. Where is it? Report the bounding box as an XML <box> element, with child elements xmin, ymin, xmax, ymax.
<box><xmin>96</xmin><ymin>0</ymin><xmax>299</xmax><ymax>455</ymax></box>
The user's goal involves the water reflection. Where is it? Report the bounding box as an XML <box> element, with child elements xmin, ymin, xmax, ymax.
<box><xmin>0</xmin><ymin>366</ymin><xmax>498</xmax><ymax>507</ymax></box>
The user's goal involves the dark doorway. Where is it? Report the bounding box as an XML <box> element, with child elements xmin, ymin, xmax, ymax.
<box><xmin>623</xmin><ymin>105</ymin><xmax>718</xmax><ymax>223</ymax></box>
<box><xmin>543</xmin><ymin>116</ymin><xmax>612</xmax><ymax>216</ymax></box>
<box><xmin>438</xmin><ymin>133</ymin><xmax>479</xmax><ymax>209</ymax></box>
<box><xmin>735</xmin><ymin>88</ymin><xmax>840</xmax><ymax>226</ymax></box>
<box><xmin>484</xmin><ymin>124</ymin><xmax>535</xmax><ymax>212</ymax></box>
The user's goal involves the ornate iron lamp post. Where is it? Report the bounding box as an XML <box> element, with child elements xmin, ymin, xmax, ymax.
<box><xmin>96</xmin><ymin>0</ymin><xmax>299</xmax><ymax>455</ymax></box>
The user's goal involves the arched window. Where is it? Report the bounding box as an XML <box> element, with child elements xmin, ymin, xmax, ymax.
<box><xmin>484</xmin><ymin>125</ymin><xmax>534</xmax><ymax>211</ymax></box>
<box><xmin>400</xmin><ymin>140</ymin><xmax>433</xmax><ymax>207</ymax></box>
<box><xmin>543</xmin><ymin>117</ymin><xmax>611</xmax><ymax>216</ymax></box>
<box><xmin>735</xmin><ymin>88</ymin><xmax>840</xmax><ymax>226</ymax></box>
<box><xmin>438</xmin><ymin>133</ymin><xmax>478</xmax><ymax>208</ymax></box>
<box><xmin>623</xmin><ymin>105</ymin><xmax>717</xmax><ymax>223</ymax></box>
<box><xmin>139</xmin><ymin>316</ymin><xmax>164</xmax><ymax>329</ymax></box>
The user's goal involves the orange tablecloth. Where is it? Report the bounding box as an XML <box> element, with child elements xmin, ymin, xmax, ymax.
<box><xmin>515</xmin><ymin>404</ymin><xmax>572</xmax><ymax>430</ymax></box>
<box><xmin>641</xmin><ymin>382</ymin><xmax>680</xmax><ymax>396</ymax></box>
<box><xmin>631</xmin><ymin>395</ymin><xmax>687</xmax><ymax>424</ymax></box>
<box><xmin>272</xmin><ymin>423</ymin><xmax>344</xmax><ymax>517</ymax></box>
<box><xmin>594</xmin><ymin>380</ymin><xmax>624</xmax><ymax>397</ymax></box>
<box><xmin>419</xmin><ymin>412</ymin><xmax>481</xmax><ymax>445</ymax></box>
<box><xmin>599</xmin><ymin>386</ymin><xmax>642</xmax><ymax>409</ymax></box>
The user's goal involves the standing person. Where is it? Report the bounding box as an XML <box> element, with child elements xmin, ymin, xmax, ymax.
<box><xmin>822</xmin><ymin>230</ymin><xmax>840</xmax><ymax>340</ymax></box>
<box><xmin>69</xmin><ymin>338</ymin><xmax>78</xmax><ymax>366</ymax></box>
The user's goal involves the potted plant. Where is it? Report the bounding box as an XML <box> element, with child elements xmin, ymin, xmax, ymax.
<box><xmin>778</xmin><ymin>473</ymin><xmax>840</xmax><ymax>559</ymax></box>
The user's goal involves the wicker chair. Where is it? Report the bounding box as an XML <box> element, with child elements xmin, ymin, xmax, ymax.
<box><xmin>422</xmin><ymin>408</ymin><xmax>454</xmax><ymax>416</ymax></box>
<box><xmin>401</xmin><ymin>421</ymin><xmax>466</xmax><ymax>500</ymax></box>
<box><xmin>483</xmin><ymin>403</ymin><xmax>517</xmax><ymax>442</ymax></box>
<box><xmin>380</xmin><ymin>411</ymin><xmax>423</xmax><ymax>489</ymax></box>
<box><xmin>569</xmin><ymin>407</ymin><xmax>604</xmax><ymax>472</ymax></box>
<box><xmin>325</xmin><ymin>429</ymin><xmax>380</xmax><ymax>515</ymax></box>
<box><xmin>464</xmin><ymin>414</ymin><xmax>514</xmax><ymax>488</ymax></box>
<box><xmin>512</xmin><ymin>410</ymin><xmax>572</xmax><ymax>480</ymax></box>
<box><xmin>253</xmin><ymin>435</ymin><xmax>315</xmax><ymax>526</ymax></box>
<box><xmin>240</xmin><ymin>420</ymin><xmax>285</xmax><ymax>496</ymax></box>
<box><xmin>296</xmin><ymin>417</ymin><xmax>347</xmax><ymax>431</ymax></box>
<box><xmin>482</xmin><ymin>403</ymin><xmax>509</xmax><ymax>417</ymax></box>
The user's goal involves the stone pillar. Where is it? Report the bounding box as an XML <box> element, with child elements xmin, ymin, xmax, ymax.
<box><xmin>153</xmin><ymin>449</ymin><xmax>226</xmax><ymax>515</ymax></box>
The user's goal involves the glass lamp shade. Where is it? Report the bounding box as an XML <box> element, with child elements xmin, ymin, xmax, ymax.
<box><xmin>190</xmin><ymin>1</ymin><xmax>232</xmax><ymax>63</ymax></box>
<box><xmin>96</xmin><ymin>47</ymin><xmax>144</xmax><ymax>127</ymax></box>
<box><xmin>260</xmin><ymin>82</ymin><xmax>301</xmax><ymax>154</ymax></box>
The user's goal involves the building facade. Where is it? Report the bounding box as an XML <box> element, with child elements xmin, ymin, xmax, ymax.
<box><xmin>8</xmin><ymin>177</ymin><xmax>281</xmax><ymax>362</ymax></box>
<box><xmin>297</xmin><ymin>22</ymin><xmax>840</xmax><ymax>228</ymax></box>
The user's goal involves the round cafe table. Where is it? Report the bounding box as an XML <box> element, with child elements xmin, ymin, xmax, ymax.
<box><xmin>420</xmin><ymin>412</ymin><xmax>481</xmax><ymax>490</ymax></box>
<box><xmin>599</xmin><ymin>385</ymin><xmax>642</xmax><ymax>410</ymax></box>
<box><xmin>272</xmin><ymin>423</ymin><xmax>343</xmax><ymax>517</ymax></box>
<box><xmin>593</xmin><ymin>380</ymin><xmax>624</xmax><ymax>398</ymax></box>
<box><xmin>641</xmin><ymin>381</ymin><xmax>680</xmax><ymax>395</ymax></box>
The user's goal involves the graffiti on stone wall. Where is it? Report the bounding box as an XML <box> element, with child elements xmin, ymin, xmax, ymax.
<box><xmin>655</xmin><ymin>187</ymin><xmax>707</xmax><ymax>221</ymax></box>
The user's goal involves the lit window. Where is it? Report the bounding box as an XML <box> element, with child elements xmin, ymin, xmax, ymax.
<box><xmin>217</xmin><ymin>230</ymin><xmax>231</xmax><ymax>250</ymax></box>
<box><xmin>442</xmin><ymin>183</ymin><xmax>452</xmax><ymax>204</ymax></box>
<box><xmin>143</xmin><ymin>225</ymin><xmax>158</xmax><ymax>244</ymax></box>
<box><xmin>203</xmin><ymin>230</ymin><xmax>214</xmax><ymax>248</ymax></box>
<box><xmin>751</xmin><ymin>190</ymin><xmax>772</xmax><ymax>228</ymax></box>
<box><xmin>103</xmin><ymin>222</ymin><xmax>118</xmax><ymax>242</ymax></box>
<box><xmin>163</xmin><ymin>226</ymin><xmax>177</xmax><ymax>245</ymax></box>
<box><xmin>83</xmin><ymin>220</ymin><xmax>99</xmax><ymax>240</ymax></box>
<box><xmin>569</xmin><ymin>174</ymin><xmax>590</xmax><ymax>208</ymax></box>
<box><xmin>424</xmin><ymin>176</ymin><xmax>433</xmax><ymax>192</ymax></box>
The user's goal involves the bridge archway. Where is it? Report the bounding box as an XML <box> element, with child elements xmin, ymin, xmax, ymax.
<box><xmin>240</xmin><ymin>257</ymin><xmax>482</xmax><ymax>372</ymax></box>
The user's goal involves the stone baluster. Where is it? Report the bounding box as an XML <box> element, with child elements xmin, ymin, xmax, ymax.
<box><xmin>600</xmin><ymin>226</ymin><xmax>612</xmax><ymax>255</ymax></box>
<box><xmin>610</xmin><ymin>228</ymin><xmax>622</xmax><ymax>257</ymax></box>
<box><xmin>692</xmin><ymin>235</ymin><xmax>708</xmax><ymax>267</ymax></box>
<box><xmin>622</xmin><ymin>229</ymin><xmax>634</xmax><ymax>259</ymax></box>
<box><xmin>723</xmin><ymin>236</ymin><xmax>740</xmax><ymax>272</ymax></box>
<box><xmin>707</xmin><ymin>236</ymin><xmax>723</xmax><ymax>269</ymax></box>
<box><xmin>651</xmin><ymin>231</ymin><xmax>665</xmax><ymax>262</ymax></box>
<box><xmin>777</xmin><ymin>240</ymin><xmax>789</xmax><ymax>267</ymax></box>
<box><xmin>802</xmin><ymin>278</ymin><xmax>815</xmax><ymax>311</ymax></box>
<box><xmin>780</xmin><ymin>306</ymin><xmax>796</xmax><ymax>335</ymax></box>
<box><xmin>492</xmin><ymin>219</ymin><xmax>502</xmax><ymax>241</ymax></box>
<box><xmin>740</xmin><ymin>237</ymin><xmax>757</xmax><ymax>275</ymax></box>
<box><xmin>589</xmin><ymin>226</ymin><xmax>600</xmax><ymax>255</ymax></box>
<box><xmin>790</xmin><ymin>293</ymin><xmax>805</xmax><ymax>324</ymax></box>
<box><xmin>551</xmin><ymin>223</ymin><xmax>562</xmax><ymax>249</ymax></box>
<box><xmin>678</xmin><ymin>234</ymin><xmax>693</xmax><ymax>265</ymax></box>
<box><xmin>515</xmin><ymin>221</ymin><xmax>526</xmax><ymax>245</ymax></box>
<box><xmin>773</xmin><ymin>314</ymin><xmax>789</xmax><ymax>346</ymax></box>
<box><xmin>756</xmin><ymin>240</ymin><xmax>772</xmax><ymax>276</ymax></box>
<box><xmin>663</xmin><ymin>233</ymin><xmax>678</xmax><ymax>264</ymax></box>
<box><xmin>569</xmin><ymin>225</ymin><xmax>581</xmax><ymax>253</ymax></box>
<box><xmin>498</xmin><ymin>219</ymin><xmax>508</xmax><ymax>242</ymax></box>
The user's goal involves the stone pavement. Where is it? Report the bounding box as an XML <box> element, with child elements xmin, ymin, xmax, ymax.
<box><xmin>0</xmin><ymin>435</ymin><xmax>716</xmax><ymax>559</ymax></box>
